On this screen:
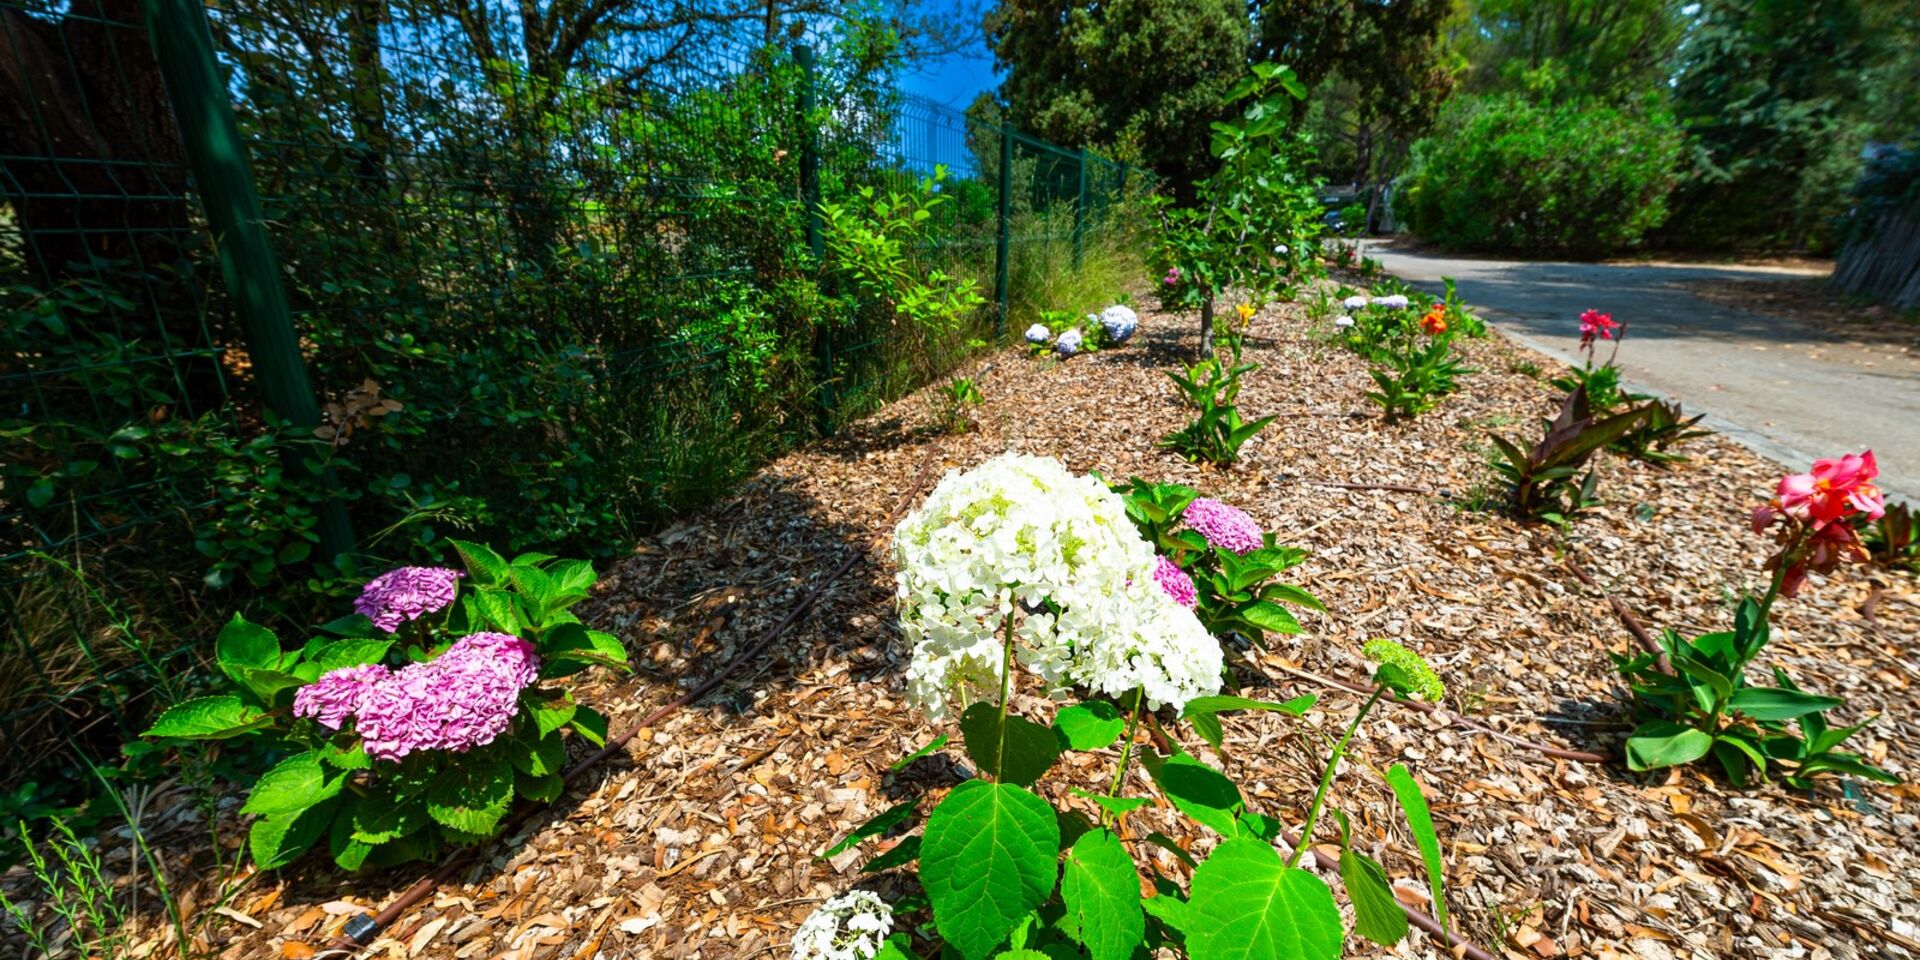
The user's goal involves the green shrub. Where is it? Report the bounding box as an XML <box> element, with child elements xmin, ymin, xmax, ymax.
<box><xmin>1403</xmin><ymin>95</ymin><xmax>1684</xmax><ymax>256</ymax></box>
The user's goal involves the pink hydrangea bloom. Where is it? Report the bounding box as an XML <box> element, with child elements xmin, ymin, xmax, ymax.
<box><xmin>1151</xmin><ymin>556</ymin><xmax>1198</xmax><ymax>608</ymax></box>
<box><xmin>354</xmin><ymin>566</ymin><xmax>464</xmax><ymax>633</ymax></box>
<box><xmin>1182</xmin><ymin>498</ymin><xmax>1263</xmax><ymax>554</ymax></box>
<box><xmin>292</xmin><ymin>662</ymin><xmax>387</xmax><ymax>731</ymax></box>
<box><xmin>294</xmin><ymin>632</ymin><xmax>540</xmax><ymax>761</ymax></box>
<box><xmin>1163</xmin><ymin>267</ymin><xmax>1181</xmax><ymax>286</ymax></box>
<box><xmin>1776</xmin><ymin>450</ymin><xmax>1883</xmax><ymax>525</ymax></box>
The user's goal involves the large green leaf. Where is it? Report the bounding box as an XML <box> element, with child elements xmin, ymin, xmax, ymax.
<box><xmin>1061</xmin><ymin>829</ymin><xmax>1144</xmax><ymax>960</ymax></box>
<box><xmin>449</xmin><ymin>539</ymin><xmax>510</xmax><ymax>585</ymax></box>
<box><xmin>349</xmin><ymin>790</ymin><xmax>427</xmax><ymax>844</ymax></box>
<box><xmin>1054</xmin><ymin>702</ymin><xmax>1126</xmax><ymax>751</ymax></box>
<box><xmin>141</xmin><ymin>696</ymin><xmax>271</xmax><ymax>740</ymax></box>
<box><xmin>1624</xmin><ymin>722</ymin><xmax>1715</xmax><ymax>771</ymax></box>
<box><xmin>1385</xmin><ymin>764</ymin><xmax>1449</xmax><ymax>936</ymax></box>
<box><xmin>1339</xmin><ymin>848</ymin><xmax>1408</xmax><ymax>946</ymax></box>
<box><xmin>1186</xmin><ymin>838</ymin><xmax>1342</xmax><ymax>960</ymax></box>
<box><xmin>1239</xmin><ymin>601</ymin><xmax>1300</xmax><ymax>634</ymax></box>
<box><xmin>425</xmin><ymin>749</ymin><xmax>515</xmax><ymax>835</ymax></box>
<box><xmin>242</xmin><ymin>751</ymin><xmax>341</xmax><ymax>817</ymax></box>
<box><xmin>961</xmin><ymin>702</ymin><xmax>1063</xmax><ymax>786</ymax></box>
<box><xmin>920</xmin><ymin>780</ymin><xmax>1061</xmax><ymax>960</ymax></box>
<box><xmin>1148</xmin><ymin>753</ymin><xmax>1242</xmax><ymax>837</ymax></box>
<box><xmin>1180</xmin><ymin>695</ymin><xmax>1315</xmax><ymax>718</ymax></box>
<box><xmin>249</xmin><ymin>797</ymin><xmax>337</xmax><ymax>870</ymax></box>
<box><xmin>1727</xmin><ymin>686</ymin><xmax>1844</xmax><ymax>722</ymax></box>
<box><xmin>216</xmin><ymin>613</ymin><xmax>280</xmax><ymax>679</ymax></box>
<box><xmin>310</xmin><ymin>638</ymin><xmax>394</xmax><ymax>674</ymax></box>
<box><xmin>820</xmin><ymin>798</ymin><xmax>918</xmax><ymax>859</ymax></box>
<box><xmin>521</xmin><ymin>690</ymin><xmax>577</xmax><ymax>738</ymax></box>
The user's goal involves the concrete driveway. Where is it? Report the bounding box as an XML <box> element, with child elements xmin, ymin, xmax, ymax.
<box><xmin>1361</xmin><ymin>241</ymin><xmax>1920</xmax><ymax>504</ymax></box>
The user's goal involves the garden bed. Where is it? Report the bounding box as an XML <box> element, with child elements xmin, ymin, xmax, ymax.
<box><xmin>96</xmin><ymin>288</ymin><xmax>1920</xmax><ymax>960</ymax></box>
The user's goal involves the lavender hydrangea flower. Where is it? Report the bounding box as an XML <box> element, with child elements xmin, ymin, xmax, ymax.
<box><xmin>1024</xmin><ymin>323</ymin><xmax>1051</xmax><ymax>345</ymax></box>
<box><xmin>1055</xmin><ymin>329</ymin><xmax>1083</xmax><ymax>356</ymax></box>
<box><xmin>1334</xmin><ymin>314</ymin><xmax>1355</xmax><ymax>329</ymax></box>
<box><xmin>1374</xmin><ymin>294</ymin><xmax>1410</xmax><ymax>310</ymax></box>
<box><xmin>1342</xmin><ymin>295</ymin><xmax>1368</xmax><ymax>311</ymax></box>
<box><xmin>1182</xmin><ymin>498</ymin><xmax>1263</xmax><ymax>554</ymax></box>
<box><xmin>1099</xmin><ymin>305</ymin><xmax>1138</xmax><ymax>345</ymax></box>
<box><xmin>1151</xmin><ymin>556</ymin><xmax>1198</xmax><ymax>608</ymax></box>
<box><xmin>298</xmin><ymin>631</ymin><xmax>541</xmax><ymax>761</ymax></box>
<box><xmin>354</xmin><ymin>566</ymin><xmax>464</xmax><ymax>633</ymax></box>
<box><xmin>292</xmin><ymin>662</ymin><xmax>387</xmax><ymax>731</ymax></box>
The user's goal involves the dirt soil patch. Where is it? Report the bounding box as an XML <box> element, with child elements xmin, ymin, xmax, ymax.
<box><xmin>76</xmin><ymin>288</ymin><xmax>1920</xmax><ymax>960</ymax></box>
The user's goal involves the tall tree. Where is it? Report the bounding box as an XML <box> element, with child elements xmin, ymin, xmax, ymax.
<box><xmin>987</xmin><ymin>0</ymin><xmax>1248</xmax><ymax>197</ymax></box>
<box><xmin>1447</xmin><ymin>0</ymin><xmax>1685</xmax><ymax>103</ymax></box>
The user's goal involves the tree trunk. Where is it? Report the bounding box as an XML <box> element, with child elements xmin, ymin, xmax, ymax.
<box><xmin>1198</xmin><ymin>294</ymin><xmax>1215</xmax><ymax>359</ymax></box>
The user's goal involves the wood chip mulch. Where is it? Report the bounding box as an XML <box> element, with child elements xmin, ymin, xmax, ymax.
<box><xmin>35</xmin><ymin>284</ymin><xmax>1920</xmax><ymax>960</ymax></box>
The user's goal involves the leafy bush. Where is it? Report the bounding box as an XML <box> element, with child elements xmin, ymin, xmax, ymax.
<box><xmin>1618</xmin><ymin>453</ymin><xmax>1899</xmax><ymax>787</ymax></box>
<box><xmin>820</xmin><ymin>166</ymin><xmax>987</xmax><ymax>340</ymax></box>
<box><xmin>1402</xmin><ymin>95</ymin><xmax>1684</xmax><ymax>256</ymax></box>
<box><xmin>1159</xmin><ymin>338</ymin><xmax>1275</xmax><ymax>466</ymax></box>
<box><xmin>1611</xmin><ymin>399</ymin><xmax>1711</xmax><ymax>465</ymax></box>
<box><xmin>811</xmin><ymin>456</ymin><xmax>1452</xmax><ymax>960</ymax></box>
<box><xmin>935</xmin><ymin>376</ymin><xmax>984</xmax><ymax>435</ymax></box>
<box><xmin>1488</xmin><ymin>387</ymin><xmax>1649</xmax><ymax>525</ymax></box>
<box><xmin>139</xmin><ymin>543</ymin><xmax>626</xmax><ymax>870</ymax></box>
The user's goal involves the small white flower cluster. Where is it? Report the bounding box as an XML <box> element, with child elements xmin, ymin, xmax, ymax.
<box><xmin>793</xmin><ymin>890</ymin><xmax>893</xmax><ymax>960</ymax></box>
<box><xmin>1099</xmin><ymin>305</ymin><xmax>1138</xmax><ymax>344</ymax></box>
<box><xmin>893</xmin><ymin>454</ymin><xmax>1222</xmax><ymax>720</ymax></box>
<box><xmin>1334</xmin><ymin>314</ymin><xmax>1355</xmax><ymax>329</ymax></box>
<box><xmin>1374</xmin><ymin>294</ymin><xmax>1410</xmax><ymax>310</ymax></box>
<box><xmin>1342</xmin><ymin>295</ymin><xmax>1369</xmax><ymax>311</ymax></box>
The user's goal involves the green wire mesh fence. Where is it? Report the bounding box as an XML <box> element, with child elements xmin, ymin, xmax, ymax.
<box><xmin>0</xmin><ymin>0</ymin><xmax>1143</xmax><ymax>776</ymax></box>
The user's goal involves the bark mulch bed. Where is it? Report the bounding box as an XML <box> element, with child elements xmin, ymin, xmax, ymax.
<box><xmin>55</xmin><ymin>286</ymin><xmax>1920</xmax><ymax>960</ymax></box>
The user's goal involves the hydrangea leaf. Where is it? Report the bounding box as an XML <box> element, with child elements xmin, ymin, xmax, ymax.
<box><xmin>890</xmin><ymin>733</ymin><xmax>949</xmax><ymax>771</ymax></box>
<box><xmin>1054</xmin><ymin>702</ymin><xmax>1126</xmax><ymax>751</ymax></box>
<box><xmin>1068</xmin><ymin>787</ymin><xmax>1150</xmax><ymax>819</ymax></box>
<box><xmin>961</xmin><ymin>702</ymin><xmax>1064</xmax><ymax>787</ymax></box>
<box><xmin>249</xmin><ymin>797</ymin><xmax>338</xmax><ymax>870</ymax></box>
<box><xmin>521</xmin><ymin>690</ymin><xmax>576</xmax><ymax>739</ymax></box>
<box><xmin>1062</xmin><ymin>829</ymin><xmax>1144</xmax><ymax>960</ymax></box>
<box><xmin>517</xmin><ymin>770</ymin><xmax>564</xmax><ymax>804</ymax></box>
<box><xmin>1147</xmin><ymin>752</ymin><xmax>1242</xmax><ymax>837</ymax></box>
<box><xmin>1386</xmin><ymin>764</ymin><xmax>1450</xmax><ymax>936</ymax></box>
<box><xmin>1339</xmin><ymin>848</ymin><xmax>1408</xmax><ymax>946</ymax></box>
<box><xmin>920</xmin><ymin>780</ymin><xmax>1060</xmax><ymax>960</ymax></box>
<box><xmin>1186</xmin><ymin>838</ymin><xmax>1342</xmax><ymax>960</ymax></box>
<box><xmin>425</xmin><ymin>749</ymin><xmax>514</xmax><ymax>836</ymax></box>
<box><xmin>310</xmin><ymin>638</ymin><xmax>393</xmax><ymax>673</ymax></box>
<box><xmin>216</xmin><ymin>613</ymin><xmax>280</xmax><ymax>679</ymax></box>
<box><xmin>569</xmin><ymin>705</ymin><xmax>608</xmax><ymax>746</ymax></box>
<box><xmin>449</xmin><ymin>539</ymin><xmax>510</xmax><ymax>585</ymax></box>
<box><xmin>1239</xmin><ymin>601</ymin><xmax>1301</xmax><ymax>635</ymax></box>
<box><xmin>242</xmin><ymin>751</ymin><xmax>342</xmax><ymax>817</ymax></box>
<box><xmin>820</xmin><ymin>798</ymin><xmax>918</xmax><ymax>859</ymax></box>
<box><xmin>861</xmin><ymin>835</ymin><xmax>921</xmax><ymax>873</ymax></box>
<box><xmin>508</xmin><ymin>729</ymin><xmax>565</xmax><ymax>777</ymax></box>
<box><xmin>350</xmin><ymin>791</ymin><xmax>426</xmax><ymax>844</ymax></box>
<box><xmin>141</xmin><ymin>695</ymin><xmax>271</xmax><ymax>740</ymax></box>
<box><xmin>1180</xmin><ymin>695</ymin><xmax>1316</xmax><ymax>718</ymax></box>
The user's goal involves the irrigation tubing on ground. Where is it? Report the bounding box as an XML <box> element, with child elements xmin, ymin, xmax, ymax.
<box><xmin>1280</xmin><ymin>825</ymin><xmax>1500</xmax><ymax>960</ymax></box>
<box><xmin>1563</xmin><ymin>555</ymin><xmax>1673</xmax><ymax>674</ymax></box>
<box><xmin>324</xmin><ymin>446</ymin><xmax>944</xmax><ymax>954</ymax></box>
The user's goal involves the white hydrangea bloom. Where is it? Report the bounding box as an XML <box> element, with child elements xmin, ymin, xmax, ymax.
<box><xmin>1334</xmin><ymin>314</ymin><xmax>1355</xmax><ymax>329</ymax></box>
<box><xmin>1024</xmin><ymin>323</ymin><xmax>1051</xmax><ymax>344</ymax></box>
<box><xmin>1055</xmin><ymin>329</ymin><xmax>1083</xmax><ymax>356</ymax></box>
<box><xmin>1275</xmin><ymin>243</ymin><xmax>1289</xmax><ymax>255</ymax></box>
<box><xmin>792</xmin><ymin>890</ymin><xmax>893</xmax><ymax>960</ymax></box>
<box><xmin>1342</xmin><ymin>295</ymin><xmax>1368</xmax><ymax>311</ymax></box>
<box><xmin>1374</xmin><ymin>294</ymin><xmax>1410</xmax><ymax>310</ymax></box>
<box><xmin>893</xmin><ymin>454</ymin><xmax>1220</xmax><ymax>719</ymax></box>
<box><xmin>1099</xmin><ymin>305</ymin><xmax>1138</xmax><ymax>344</ymax></box>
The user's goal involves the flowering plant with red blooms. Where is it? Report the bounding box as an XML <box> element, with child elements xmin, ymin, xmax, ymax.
<box><xmin>1752</xmin><ymin>450</ymin><xmax>1885</xmax><ymax>597</ymax></box>
<box><xmin>1419</xmin><ymin>304</ymin><xmax>1448</xmax><ymax>336</ymax></box>
<box><xmin>1577</xmin><ymin>309</ymin><xmax>1619</xmax><ymax>347</ymax></box>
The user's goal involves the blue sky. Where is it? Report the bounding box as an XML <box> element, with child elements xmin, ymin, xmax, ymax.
<box><xmin>897</xmin><ymin>4</ymin><xmax>1001</xmax><ymax>108</ymax></box>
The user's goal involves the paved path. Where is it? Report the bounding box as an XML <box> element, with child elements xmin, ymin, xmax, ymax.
<box><xmin>1361</xmin><ymin>241</ymin><xmax>1920</xmax><ymax>503</ymax></box>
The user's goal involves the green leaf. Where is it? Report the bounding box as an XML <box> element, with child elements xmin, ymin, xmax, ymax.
<box><xmin>1340</xmin><ymin>848</ymin><xmax>1408</xmax><ymax>946</ymax></box>
<box><xmin>249</xmin><ymin>797</ymin><xmax>337</xmax><ymax>870</ymax></box>
<box><xmin>920</xmin><ymin>780</ymin><xmax>1061</xmax><ymax>960</ymax></box>
<box><xmin>1068</xmin><ymin>788</ymin><xmax>1151</xmax><ymax>819</ymax></box>
<box><xmin>349</xmin><ymin>792</ymin><xmax>426</xmax><ymax>844</ymax></box>
<box><xmin>234</xmin><ymin>667</ymin><xmax>308</xmax><ymax>705</ymax></box>
<box><xmin>569</xmin><ymin>705</ymin><xmax>608</xmax><ymax>746</ymax></box>
<box><xmin>141</xmin><ymin>696</ymin><xmax>271</xmax><ymax>740</ymax></box>
<box><xmin>891</xmin><ymin>734</ymin><xmax>949</xmax><ymax>771</ymax></box>
<box><xmin>821</xmin><ymin>799</ymin><xmax>918</xmax><ymax>859</ymax></box>
<box><xmin>1148</xmin><ymin>753</ymin><xmax>1242</xmax><ymax>837</ymax></box>
<box><xmin>216</xmin><ymin>613</ymin><xmax>280</xmax><ymax>684</ymax></box>
<box><xmin>1188</xmin><ymin>710</ymin><xmax>1226</xmax><ymax>751</ymax></box>
<box><xmin>425</xmin><ymin>749</ymin><xmax>514</xmax><ymax>836</ymax></box>
<box><xmin>1385</xmin><ymin>764</ymin><xmax>1449</xmax><ymax>936</ymax></box>
<box><xmin>1054</xmin><ymin>702</ymin><xmax>1126</xmax><ymax>751</ymax></box>
<box><xmin>522</xmin><ymin>690</ymin><xmax>577</xmax><ymax>738</ymax></box>
<box><xmin>450</xmin><ymin>539</ymin><xmax>510</xmax><ymax>585</ymax></box>
<box><xmin>242</xmin><ymin>752</ymin><xmax>342</xmax><ymax>817</ymax></box>
<box><xmin>961</xmin><ymin>702</ymin><xmax>1064</xmax><ymax>787</ymax></box>
<box><xmin>509</xmin><ymin>730</ymin><xmax>565</xmax><ymax>777</ymax></box>
<box><xmin>1239</xmin><ymin>601</ymin><xmax>1301</xmax><ymax>634</ymax></box>
<box><xmin>1625</xmin><ymin>722</ymin><xmax>1715</xmax><ymax>770</ymax></box>
<box><xmin>517</xmin><ymin>771</ymin><xmax>564</xmax><ymax>803</ymax></box>
<box><xmin>1061</xmin><ymin>829</ymin><xmax>1144</xmax><ymax>960</ymax></box>
<box><xmin>311</xmin><ymin>638</ymin><xmax>394</xmax><ymax>673</ymax></box>
<box><xmin>1727</xmin><ymin>686</ymin><xmax>1844</xmax><ymax>722</ymax></box>
<box><xmin>315</xmin><ymin>614</ymin><xmax>379</xmax><ymax>638</ymax></box>
<box><xmin>862</xmin><ymin>836</ymin><xmax>922</xmax><ymax>873</ymax></box>
<box><xmin>1186</xmin><ymin>838</ymin><xmax>1342</xmax><ymax>960</ymax></box>
<box><xmin>1180</xmin><ymin>695</ymin><xmax>1315</xmax><ymax>718</ymax></box>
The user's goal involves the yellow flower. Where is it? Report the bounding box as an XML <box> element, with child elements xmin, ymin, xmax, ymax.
<box><xmin>1235</xmin><ymin>302</ymin><xmax>1256</xmax><ymax>322</ymax></box>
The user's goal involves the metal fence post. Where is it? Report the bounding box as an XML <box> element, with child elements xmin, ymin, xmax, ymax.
<box><xmin>794</xmin><ymin>44</ymin><xmax>833</xmax><ymax>434</ymax></box>
<box><xmin>995</xmin><ymin>121</ymin><xmax>1013</xmax><ymax>337</ymax></box>
<box><xmin>1072</xmin><ymin>147</ymin><xmax>1088</xmax><ymax>270</ymax></box>
<box><xmin>143</xmin><ymin>0</ymin><xmax>354</xmax><ymax>562</ymax></box>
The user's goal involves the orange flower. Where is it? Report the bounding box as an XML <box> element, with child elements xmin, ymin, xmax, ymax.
<box><xmin>1420</xmin><ymin>305</ymin><xmax>1447</xmax><ymax>335</ymax></box>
